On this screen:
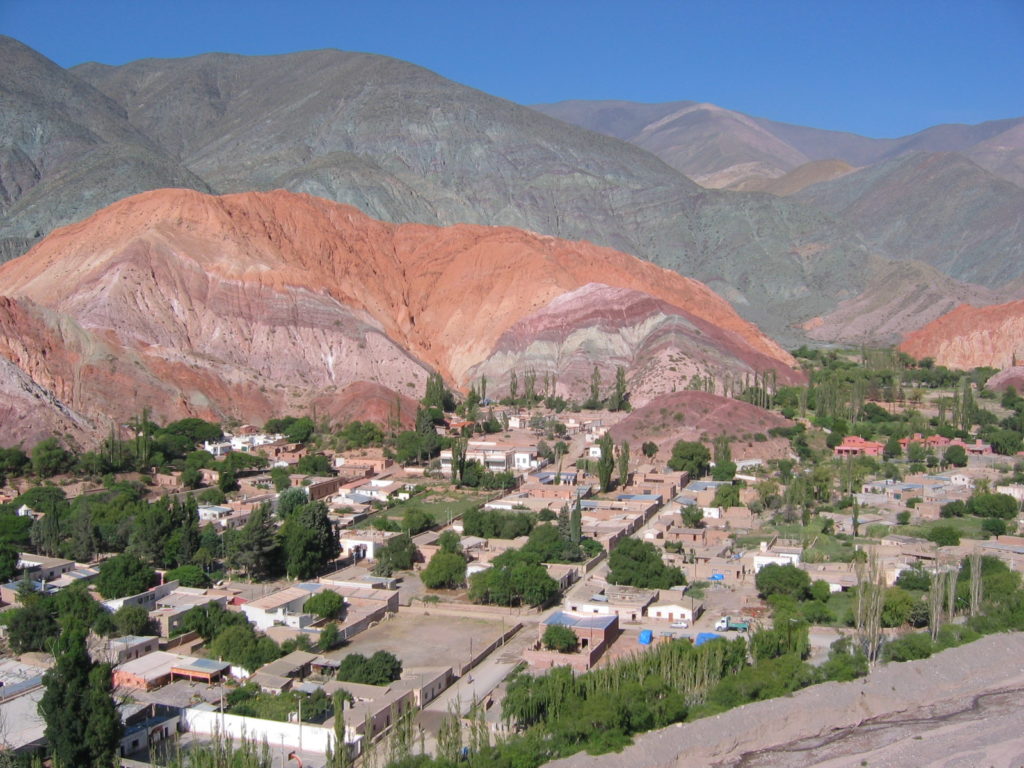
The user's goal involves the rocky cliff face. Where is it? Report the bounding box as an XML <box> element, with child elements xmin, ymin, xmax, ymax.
<box><xmin>0</xmin><ymin>189</ymin><xmax>798</xmax><ymax>444</ymax></box>
<box><xmin>899</xmin><ymin>299</ymin><xmax>1024</xmax><ymax>370</ymax></box>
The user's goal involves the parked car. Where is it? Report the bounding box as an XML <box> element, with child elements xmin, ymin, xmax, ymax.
<box><xmin>670</xmin><ymin>620</ymin><xmax>689</xmax><ymax>628</ymax></box>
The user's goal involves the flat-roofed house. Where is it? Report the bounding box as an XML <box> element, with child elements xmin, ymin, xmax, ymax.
<box><xmin>113</xmin><ymin>652</ymin><xmax>228</xmax><ymax>691</ymax></box>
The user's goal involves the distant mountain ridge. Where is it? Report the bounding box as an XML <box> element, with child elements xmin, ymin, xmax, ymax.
<box><xmin>533</xmin><ymin>99</ymin><xmax>1024</xmax><ymax>188</ymax></box>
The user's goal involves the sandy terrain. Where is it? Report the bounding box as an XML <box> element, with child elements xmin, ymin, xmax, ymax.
<box><xmin>548</xmin><ymin>633</ymin><xmax>1024</xmax><ymax>768</ymax></box>
<box><xmin>324</xmin><ymin>612</ymin><xmax>508</xmax><ymax>670</ymax></box>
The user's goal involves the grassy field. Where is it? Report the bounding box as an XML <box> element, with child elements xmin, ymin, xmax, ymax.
<box><xmin>895</xmin><ymin>516</ymin><xmax>989</xmax><ymax>540</ymax></box>
<box><xmin>355</xmin><ymin>492</ymin><xmax>491</xmax><ymax>528</ymax></box>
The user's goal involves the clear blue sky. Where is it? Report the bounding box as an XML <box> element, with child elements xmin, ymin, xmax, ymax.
<box><xmin>3</xmin><ymin>0</ymin><xmax>1022</xmax><ymax>138</ymax></box>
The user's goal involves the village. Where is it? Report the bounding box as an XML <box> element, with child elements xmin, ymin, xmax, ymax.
<box><xmin>2</xmin><ymin>360</ymin><xmax>1023</xmax><ymax>767</ymax></box>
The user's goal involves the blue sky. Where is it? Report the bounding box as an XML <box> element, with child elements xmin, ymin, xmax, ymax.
<box><xmin>3</xmin><ymin>0</ymin><xmax>1022</xmax><ymax>138</ymax></box>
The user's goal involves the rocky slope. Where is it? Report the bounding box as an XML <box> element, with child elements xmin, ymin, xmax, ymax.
<box><xmin>731</xmin><ymin>159</ymin><xmax>856</xmax><ymax>196</ymax></box>
<box><xmin>899</xmin><ymin>298</ymin><xmax>1024</xmax><ymax>370</ymax></box>
<box><xmin>0</xmin><ymin>189</ymin><xmax>798</xmax><ymax>445</ymax></box>
<box><xmin>794</xmin><ymin>152</ymin><xmax>1024</xmax><ymax>287</ymax></box>
<box><xmin>465</xmin><ymin>284</ymin><xmax>802</xmax><ymax>406</ymax></box>
<box><xmin>59</xmin><ymin>47</ymin><xmax>880</xmax><ymax>343</ymax></box>
<box><xmin>0</xmin><ymin>36</ymin><xmax>210</xmax><ymax>257</ymax></box>
<box><xmin>799</xmin><ymin>256</ymin><xmax>1010</xmax><ymax>346</ymax></box>
<box><xmin>548</xmin><ymin>633</ymin><xmax>1024</xmax><ymax>768</ymax></box>
<box><xmin>607</xmin><ymin>391</ymin><xmax>796</xmax><ymax>461</ymax></box>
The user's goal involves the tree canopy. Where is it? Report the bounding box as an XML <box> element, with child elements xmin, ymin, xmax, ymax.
<box><xmin>667</xmin><ymin>441</ymin><xmax>711</xmax><ymax>478</ymax></box>
<box><xmin>607</xmin><ymin>539</ymin><xmax>685</xmax><ymax>590</ymax></box>
<box><xmin>95</xmin><ymin>553</ymin><xmax>156</xmax><ymax>599</ymax></box>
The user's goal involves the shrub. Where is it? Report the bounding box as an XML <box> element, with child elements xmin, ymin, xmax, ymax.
<box><xmin>542</xmin><ymin>624</ymin><xmax>579</xmax><ymax>653</ymax></box>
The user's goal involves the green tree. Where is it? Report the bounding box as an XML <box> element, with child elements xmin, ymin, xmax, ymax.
<box><xmin>596</xmin><ymin>433</ymin><xmax>615</xmax><ymax>492</ymax></box>
<box><xmin>585</xmin><ymin>365</ymin><xmax>603</xmax><ymax>409</ymax></box>
<box><xmin>39</xmin><ymin>627</ymin><xmax>122</xmax><ymax>768</ymax></box>
<box><xmin>5</xmin><ymin>597</ymin><xmax>58</xmax><ymax>653</ymax></box>
<box><xmin>667</xmin><ymin>441</ymin><xmax>711</xmax><ymax>478</ymax></box>
<box><xmin>319</xmin><ymin>622</ymin><xmax>341</xmax><ymax>653</ymax></box>
<box><xmin>421</xmin><ymin>550</ymin><xmax>467</xmax><ymax>589</ymax></box>
<box><xmin>228</xmin><ymin>504</ymin><xmax>281</xmax><ymax>579</ymax></box>
<box><xmin>276</xmin><ymin>487</ymin><xmax>308</xmax><ymax>520</ymax></box>
<box><xmin>372</xmin><ymin>534</ymin><xmax>416</xmax><ymax>576</ymax></box>
<box><xmin>681</xmin><ymin>506</ymin><xmax>704</xmax><ymax>528</ymax></box>
<box><xmin>881</xmin><ymin>587</ymin><xmax>915</xmax><ymax>627</ymax></box>
<box><xmin>883</xmin><ymin>436</ymin><xmax>903</xmax><ymax>460</ymax></box>
<box><xmin>617</xmin><ymin>440</ymin><xmax>631</xmax><ymax>487</ymax></box>
<box><xmin>95</xmin><ymin>553</ymin><xmax>156</xmax><ymax>599</ymax></box>
<box><xmin>542</xmin><ymin>624</ymin><xmax>579</xmax><ymax>653</ymax></box>
<box><xmin>304</xmin><ymin>590</ymin><xmax>345</xmax><ymax>620</ymax></box>
<box><xmin>641</xmin><ymin>441</ymin><xmax>658</xmax><ymax>458</ymax></box>
<box><xmin>31</xmin><ymin>437</ymin><xmax>73</xmax><ymax>478</ymax></box>
<box><xmin>712</xmin><ymin>484</ymin><xmax>740</xmax><ymax>508</ymax></box>
<box><xmin>296</xmin><ymin>454</ymin><xmax>333</xmax><ymax>476</ymax></box>
<box><xmin>607</xmin><ymin>539</ymin><xmax>685</xmax><ymax>589</ymax></box>
<box><xmin>925</xmin><ymin>525</ymin><xmax>961</xmax><ymax>546</ymax></box>
<box><xmin>270</xmin><ymin>466</ymin><xmax>291</xmax><ymax>492</ymax></box>
<box><xmin>712</xmin><ymin>460</ymin><xmax>737</xmax><ymax>482</ymax></box>
<box><xmin>438</xmin><ymin>530</ymin><xmax>461</xmax><ymax>554</ymax></box>
<box><xmin>967</xmin><ymin>492</ymin><xmax>1017</xmax><ymax>519</ymax></box>
<box><xmin>943</xmin><ymin>445</ymin><xmax>968</xmax><ymax>467</ymax></box>
<box><xmin>336</xmin><ymin>651</ymin><xmax>402</xmax><ymax>685</ymax></box>
<box><xmin>112</xmin><ymin>604</ymin><xmax>156</xmax><ymax>637</ymax></box>
<box><xmin>281</xmin><ymin>501</ymin><xmax>338</xmax><ymax>579</ymax></box>
<box><xmin>754</xmin><ymin>563</ymin><xmax>811</xmax><ymax>601</ymax></box>
<box><xmin>285</xmin><ymin>417</ymin><xmax>316</xmax><ymax>444</ymax></box>
<box><xmin>422</xmin><ymin>372</ymin><xmax>455</xmax><ymax>412</ymax></box>
<box><xmin>165</xmin><ymin>564</ymin><xmax>212</xmax><ymax>588</ymax></box>
<box><xmin>607</xmin><ymin>366</ymin><xmax>628</xmax><ymax>411</ymax></box>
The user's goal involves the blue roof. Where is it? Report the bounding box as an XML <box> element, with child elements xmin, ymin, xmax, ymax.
<box><xmin>544</xmin><ymin>611</ymin><xmax>616</xmax><ymax>630</ymax></box>
<box><xmin>689</xmin><ymin>481</ymin><xmax>728</xmax><ymax>491</ymax></box>
<box><xmin>187</xmin><ymin>657</ymin><xmax>230</xmax><ymax>672</ymax></box>
<box><xmin>616</xmin><ymin>494</ymin><xmax>660</xmax><ymax>501</ymax></box>
<box><xmin>695</xmin><ymin>632</ymin><xmax>724</xmax><ymax>646</ymax></box>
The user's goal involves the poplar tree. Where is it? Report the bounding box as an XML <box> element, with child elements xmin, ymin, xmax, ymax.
<box><xmin>39</xmin><ymin>627</ymin><xmax>122</xmax><ymax>768</ymax></box>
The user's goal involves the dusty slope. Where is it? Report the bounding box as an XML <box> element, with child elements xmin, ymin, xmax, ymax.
<box><xmin>0</xmin><ymin>36</ymin><xmax>210</xmax><ymax>257</ymax></box>
<box><xmin>899</xmin><ymin>298</ymin><xmax>1024</xmax><ymax>370</ymax></box>
<box><xmin>731</xmin><ymin>159</ymin><xmax>856</xmax><ymax>196</ymax></box>
<box><xmin>0</xmin><ymin>189</ymin><xmax>797</xmax><ymax>444</ymax></box>
<box><xmin>795</xmin><ymin>151</ymin><xmax>1024</xmax><ymax>287</ymax></box>
<box><xmin>548</xmin><ymin>632</ymin><xmax>1024</xmax><ymax>768</ymax></box>
<box><xmin>608</xmin><ymin>391</ymin><xmax>795</xmax><ymax>460</ymax></box>
<box><xmin>801</xmin><ymin>256</ymin><xmax>1010</xmax><ymax>346</ymax></box>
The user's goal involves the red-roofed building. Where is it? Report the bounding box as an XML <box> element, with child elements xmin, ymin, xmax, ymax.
<box><xmin>834</xmin><ymin>435</ymin><xmax>885</xmax><ymax>457</ymax></box>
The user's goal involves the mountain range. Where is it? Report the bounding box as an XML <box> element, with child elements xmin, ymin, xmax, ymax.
<box><xmin>0</xmin><ymin>35</ymin><xmax>1021</xmax><ymax>444</ymax></box>
<box><xmin>6</xmin><ymin>36</ymin><xmax>1022</xmax><ymax>347</ymax></box>
<box><xmin>534</xmin><ymin>99</ymin><xmax>1024</xmax><ymax>189</ymax></box>
<box><xmin>0</xmin><ymin>188</ymin><xmax>800</xmax><ymax>446</ymax></box>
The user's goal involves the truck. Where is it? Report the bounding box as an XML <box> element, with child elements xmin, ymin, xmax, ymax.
<box><xmin>714</xmin><ymin>616</ymin><xmax>750</xmax><ymax>632</ymax></box>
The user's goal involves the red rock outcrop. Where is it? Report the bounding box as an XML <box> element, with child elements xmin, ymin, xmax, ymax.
<box><xmin>608</xmin><ymin>391</ymin><xmax>796</xmax><ymax>460</ymax></box>
<box><xmin>900</xmin><ymin>299</ymin><xmax>1024</xmax><ymax>370</ymax></box>
<box><xmin>0</xmin><ymin>188</ymin><xmax>797</xmax><ymax>443</ymax></box>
